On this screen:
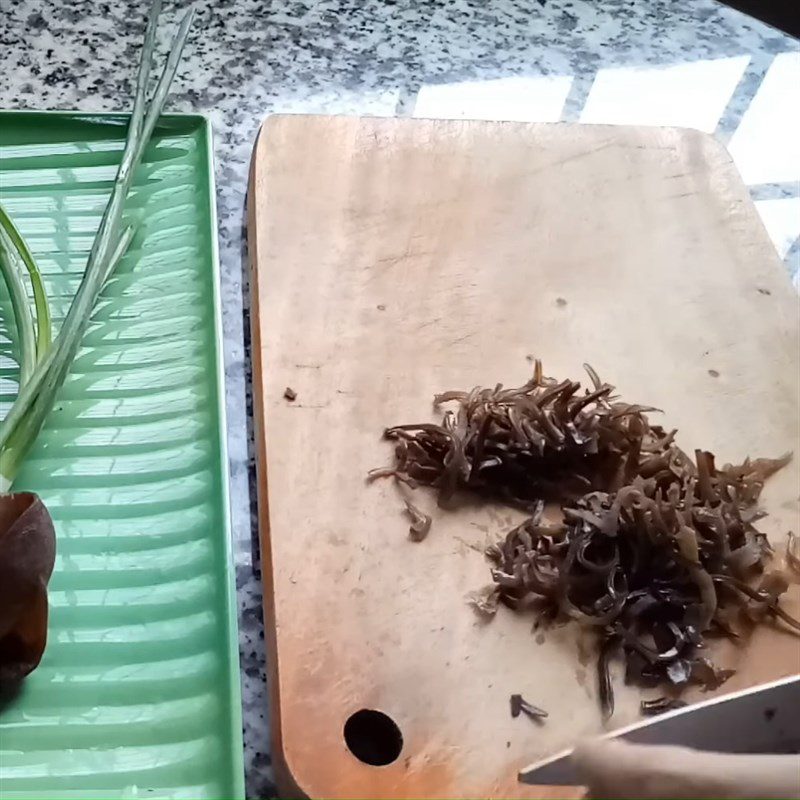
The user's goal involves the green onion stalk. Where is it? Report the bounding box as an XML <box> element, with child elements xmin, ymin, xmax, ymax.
<box><xmin>0</xmin><ymin>0</ymin><xmax>194</xmax><ymax>681</ymax></box>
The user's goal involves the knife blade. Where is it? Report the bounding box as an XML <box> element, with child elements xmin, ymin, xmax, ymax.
<box><xmin>519</xmin><ymin>674</ymin><xmax>800</xmax><ymax>786</ymax></box>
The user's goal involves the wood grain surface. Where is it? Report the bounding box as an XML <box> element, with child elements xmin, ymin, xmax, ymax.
<box><xmin>248</xmin><ymin>115</ymin><xmax>800</xmax><ymax>799</ymax></box>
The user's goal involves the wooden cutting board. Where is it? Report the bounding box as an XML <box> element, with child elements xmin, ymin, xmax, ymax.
<box><xmin>247</xmin><ymin>115</ymin><xmax>800</xmax><ymax>799</ymax></box>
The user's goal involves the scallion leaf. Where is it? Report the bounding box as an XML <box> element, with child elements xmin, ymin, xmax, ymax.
<box><xmin>0</xmin><ymin>0</ymin><xmax>194</xmax><ymax>491</ymax></box>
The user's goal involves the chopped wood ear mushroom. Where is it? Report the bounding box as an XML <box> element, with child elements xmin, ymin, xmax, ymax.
<box><xmin>371</xmin><ymin>363</ymin><xmax>796</xmax><ymax>717</ymax></box>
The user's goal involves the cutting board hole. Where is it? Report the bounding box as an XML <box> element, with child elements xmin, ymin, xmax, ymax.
<box><xmin>344</xmin><ymin>709</ymin><xmax>403</xmax><ymax>765</ymax></box>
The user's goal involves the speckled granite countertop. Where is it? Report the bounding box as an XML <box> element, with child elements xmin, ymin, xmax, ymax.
<box><xmin>1</xmin><ymin>1</ymin><xmax>798</xmax><ymax>796</ymax></box>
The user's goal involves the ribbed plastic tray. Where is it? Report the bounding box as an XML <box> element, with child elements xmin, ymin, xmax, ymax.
<box><xmin>0</xmin><ymin>111</ymin><xmax>243</xmax><ymax>799</ymax></box>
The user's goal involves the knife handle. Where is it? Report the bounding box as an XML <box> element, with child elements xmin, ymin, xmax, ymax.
<box><xmin>572</xmin><ymin>740</ymin><xmax>800</xmax><ymax>799</ymax></box>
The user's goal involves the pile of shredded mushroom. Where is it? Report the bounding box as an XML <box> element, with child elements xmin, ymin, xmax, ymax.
<box><xmin>371</xmin><ymin>361</ymin><xmax>798</xmax><ymax>717</ymax></box>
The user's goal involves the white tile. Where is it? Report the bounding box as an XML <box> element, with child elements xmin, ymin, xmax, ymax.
<box><xmin>754</xmin><ymin>197</ymin><xmax>800</xmax><ymax>260</ymax></box>
<box><xmin>580</xmin><ymin>56</ymin><xmax>750</xmax><ymax>132</ymax></box>
<box><xmin>413</xmin><ymin>75</ymin><xmax>573</xmax><ymax>123</ymax></box>
<box><xmin>728</xmin><ymin>52</ymin><xmax>800</xmax><ymax>185</ymax></box>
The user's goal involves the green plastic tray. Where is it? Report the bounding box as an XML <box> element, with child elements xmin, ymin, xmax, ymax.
<box><xmin>0</xmin><ymin>112</ymin><xmax>244</xmax><ymax>799</ymax></box>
